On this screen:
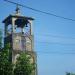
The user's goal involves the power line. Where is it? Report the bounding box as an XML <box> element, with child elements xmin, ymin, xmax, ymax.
<box><xmin>35</xmin><ymin>41</ymin><xmax>75</xmax><ymax>45</ymax></box>
<box><xmin>35</xmin><ymin>34</ymin><xmax>75</xmax><ymax>40</ymax></box>
<box><xmin>4</xmin><ymin>0</ymin><xmax>75</xmax><ymax>21</ymax></box>
<box><xmin>36</xmin><ymin>51</ymin><xmax>75</xmax><ymax>55</ymax></box>
<box><xmin>3</xmin><ymin>0</ymin><xmax>75</xmax><ymax>55</ymax></box>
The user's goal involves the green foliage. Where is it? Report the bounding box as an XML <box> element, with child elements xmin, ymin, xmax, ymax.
<box><xmin>66</xmin><ymin>72</ymin><xmax>75</xmax><ymax>75</ymax></box>
<box><xmin>0</xmin><ymin>30</ymin><xmax>2</xmax><ymax>49</ymax></box>
<box><xmin>0</xmin><ymin>43</ymin><xmax>35</xmax><ymax>75</ymax></box>
<box><xmin>0</xmin><ymin>44</ymin><xmax>13</xmax><ymax>75</ymax></box>
<box><xmin>14</xmin><ymin>52</ymin><xmax>35</xmax><ymax>75</ymax></box>
<box><xmin>0</xmin><ymin>30</ymin><xmax>35</xmax><ymax>75</ymax></box>
<box><xmin>66</xmin><ymin>73</ymin><xmax>70</xmax><ymax>75</ymax></box>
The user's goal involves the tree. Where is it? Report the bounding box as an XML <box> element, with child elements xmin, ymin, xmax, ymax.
<box><xmin>66</xmin><ymin>72</ymin><xmax>75</xmax><ymax>75</ymax></box>
<box><xmin>14</xmin><ymin>52</ymin><xmax>35</xmax><ymax>75</ymax></box>
<box><xmin>0</xmin><ymin>30</ymin><xmax>13</xmax><ymax>75</ymax></box>
<box><xmin>0</xmin><ymin>30</ymin><xmax>2</xmax><ymax>49</ymax></box>
<box><xmin>0</xmin><ymin>44</ymin><xmax>13</xmax><ymax>75</ymax></box>
<box><xmin>0</xmin><ymin>30</ymin><xmax>35</xmax><ymax>75</ymax></box>
<box><xmin>66</xmin><ymin>73</ymin><xmax>70</xmax><ymax>75</ymax></box>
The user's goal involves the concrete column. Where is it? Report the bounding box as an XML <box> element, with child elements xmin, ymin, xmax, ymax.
<box><xmin>12</xmin><ymin>18</ymin><xmax>16</xmax><ymax>33</ymax></box>
<box><xmin>28</xmin><ymin>20</ymin><xmax>33</xmax><ymax>35</ymax></box>
<box><xmin>21</xmin><ymin>28</ymin><xmax>24</xmax><ymax>33</ymax></box>
<box><xmin>28</xmin><ymin>20</ymin><xmax>34</xmax><ymax>51</ymax></box>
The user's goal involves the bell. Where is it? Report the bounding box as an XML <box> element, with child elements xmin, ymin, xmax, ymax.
<box><xmin>25</xmin><ymin>24</ymin><xmax>28</xmax><ymax>27</ymax></box>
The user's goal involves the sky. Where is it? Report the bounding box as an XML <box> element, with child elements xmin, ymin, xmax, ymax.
<box><xmin>0</xmin><ymin>0</ymin><xmax>75</xmax><ymax>75</ymax></box>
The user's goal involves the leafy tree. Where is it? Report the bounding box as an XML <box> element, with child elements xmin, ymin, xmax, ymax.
<box><xmin>0</xmin><ymin>30</ymin><xmax>13</xmax><ymax>75</ymax></box>
<box><xmin>14</xmin><ymin>52</ymin><xmax>35</xmax><ymax>75</ymax></box>
<box><xmin>0</xmin><ymin>30</ymin><xmax>35</xmax><ymax>75</ymax></box>
<box><xmin>66</xmin><ymin>72</ymin><xmax>75</xmax><ymax>75</ymax></box>
<box><xmin>66</xmin><ymin>73</ymin><xmax>70</xmax><ymax>75</ymax></box>
<box><xmin>0</xmin><ymin>44</ymin><xmax>13</xmax><ymax>75</ymax></box>
<box><xmin>0</xmin><ymin>30</ymin><xmax>2</xmax><ymax>49</ymax></box>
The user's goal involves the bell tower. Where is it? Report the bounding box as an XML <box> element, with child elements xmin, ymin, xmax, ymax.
<box><xmin>2</xmin><ymin>6</ymin><xmax>37</xmax><ymax>75</ymax></box>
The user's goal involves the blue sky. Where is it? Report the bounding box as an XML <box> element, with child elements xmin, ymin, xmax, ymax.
<box><xmin>0</xmin><ymin>0</ymin><xmax>75</xmax><ymax>75</ymax></box>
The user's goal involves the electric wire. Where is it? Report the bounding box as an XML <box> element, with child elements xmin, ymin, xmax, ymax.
<box><xmin>3</xmin><ymin>0</ymin><xmax>75</xmax><ymax>55</ymax></box>
<box><xmin>36</xmin><ymin>41</ymin><xmax>75</xmax><ymax>45</ymax></box>
<box><xmin>35</xmin><ymin>34</ymin><xmax>75</xmax><ymax>40</ymax></box>
<box><xmin>4</xmin><ymin>0</ymin><xmax>75</xmax><ymax>21</ymax></box>
<box><xmin>36</xmin><ymin>51</ymin><xmax>75</xmax><ymax>55</ymax></box>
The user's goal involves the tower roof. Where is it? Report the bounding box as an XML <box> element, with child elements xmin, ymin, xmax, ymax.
<box><xmin>2</xmin><ymin>14</ymin><xmax>34</xmax><ymax>28</ymax></box>
<box><xmin>3</xmin><ymin>14</ymin><xmax>34</xmax><ymax>23</ymax></box>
